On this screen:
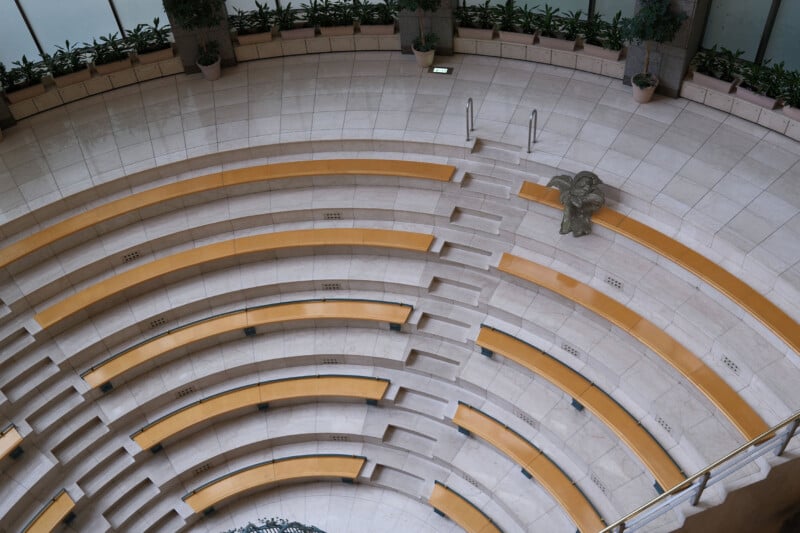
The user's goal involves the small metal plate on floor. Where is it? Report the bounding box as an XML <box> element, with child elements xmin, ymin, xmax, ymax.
<box><xmin>428</xmin><ymin>66</ymin><xmax>453</xmax><ymax>75</ymax></box>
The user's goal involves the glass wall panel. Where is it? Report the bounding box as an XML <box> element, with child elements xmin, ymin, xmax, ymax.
<box><xmin>19</xmin><ymin>0</ymin><xmax>120</xmax><ymax>53</ymax></box>
<box><xmin>701</xmin><ymin>0</ymin><xmax>770</xmax><ymax>62</ymax></box>
<box><xmin>114</xmin><ymin>0</ymin><xmax>167</xmax><ymax>30</ymax></box>
<box><xmin>228</xmin><ymin>0</ymin><xmax>265</xmax><ymax>14</ymax></box>
<box><xmin>764</xmin><ymin>0</ymin><xmax>800</xmax><ymax>71</ymax></box>
<box><xmin>594</xmin><ymin>0</ymin><xmax>633</xmax><ymax>19</ymax></box>
<box><xmin>0</xmin><ymin>0</ymin><xmax>40</xmax><ymax>65</ymax></box>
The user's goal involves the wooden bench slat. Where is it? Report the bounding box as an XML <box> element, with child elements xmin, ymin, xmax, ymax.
<box><xmin>83</xmin><ymin>300</ymin><xmax>411</xmax><ymax>388</ymax></box>
<box><xmin>0</xmin><ymin>426</ymin><xmax>22</xmax><ymax>462</ymax></box>
<box><xmin>35</xmin><ymin>228</ymin><xmax>432</xmax><ymax>330</ymax></box>
<box><xmin>429</xmin><ymin>482</ymin><xmax>502</xmax><ymax>533</ymax></box>
<box><xmin>477</xmin><ymin>327</ymin><xmax>686</xmax><ymax>489</ymax></box>
<box><xmin>519</xmin><ymin>181</ymin><xmax>800</xmax><ymax>358</ymax></box>
<box><xmin>183</xmin><ymin>455</ymin><xmax>365</xmax><ymax>513</ymax></box>
<box><xmin>132</xmin><ymin>376</ymin><xmax>389</xmax><ymax>450</ymax></box>
<box><xmin>497</xmin><ymin>253</ymin><xmax>769</xmax><ymax>441</ymax></box>
<box><xmin>455</xmin><ymin>403</ymin><xmax>605</xmax><ymax>531</ymax></box>
<box><xmin>22</xmin><ymin>490</ymin><xmax>75</xmax><ymax>533</ymax></box>
<box><xmin>0</xmin><ymin>160</ymin><xmax>453</xmax><ymax>269</ymax></box>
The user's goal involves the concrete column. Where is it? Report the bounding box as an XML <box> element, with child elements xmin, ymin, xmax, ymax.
<box><xmin>165</xmin><ymin>13</ymin><xmax>237</xmax><ymax>74</ymax></box>
<box><xmin>624</xmin><ymin>0</ymin><xmax>712</xmax><ymax>97</ymax></box>
<box><xmin>399</xmin><ymin>0</ymin><xmax>455</xmax><ymax>56</ymax></box>
<box><xmin>0</xmin><ymin>99</ymin><xmax>16</xmax><ymax>130</ymax></box>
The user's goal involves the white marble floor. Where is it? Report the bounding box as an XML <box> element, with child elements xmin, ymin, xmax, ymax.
<box><xmin>1</xmin><ymin>51</ymin><xmax>798</xmax><ymax>322</ymax></box>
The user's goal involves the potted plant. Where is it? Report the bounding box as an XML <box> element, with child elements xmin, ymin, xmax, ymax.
<box><xmin>163</xmin><ymin>0</ymin><xmax>226</xmax><ymax>80</ymax></box>
<box><xmin>357</xmin><ymin>0</ymin><xmax>397</xmax><ymax>35</ymax></box>
<box><xmin>517</xmin><ymin>4</ymin><xmax>538</xmax><ymax>37</ymax></box>
<box><xmin>86</xmin><ymin>33</ymin><xmax>132</xmax><ymax>75</ymax></box>
<box><xmin>3</xmin><ymin>56</ymin><xmax>47</xmax><ymax>103</ymax></box>
<box><xmin>456</xmin><ymin>0</ymin><xmax>494</xmax><ymax>40</ymax></box>
<box><xmin>233</xmin><ymin>2</ymin><xmax>274</xmax><ymax>44</ymax></box>
<box><xmin>781</xmin><ymin>70</ymin><xmax>800</xmax><ymax>121</ymax></box>
<box><xmin>279</xmin><ymin>0</ymin><xmax>316</xmax><ymax>39</ymax></box>
<box><xmin>690</xmin><ymin>45</ymin><xmax>742</xmax><ymax>93</ymax></box>
<box><xmin>737</xmin><ymin>60</ymin><xmax>785</xmax><ymax>109</ymax></box>
<box><xmin>621</xmin><ymin>0</ymin><xmax>687</xmax><ymax>103</ymax></box>
<box><xmin>129</xmin><ymin>18</ymin><xmax>175</xmax><ymax>64</ymax></box>
<box><xmin>582</xmin><ymin>11</ymin><xmax>625</xmax><ymax>61</ymax></box>
<box><xmin>555</xmin><ymin>9</ymin><xmax>582</xmax><ymax>50</ymax></box>
<box><xmin>45</xmin><ymin>40</ymin><xmax>91</xmax><ymax>88</ymax></box>
<box><xmin>398</xmin><ymin>0</ymin><xmax>441</xmax><ymax>67</ymax></box>
<box><xmin>534</xmin><ymin>4</ymin><xmax>558</xmax><ymax>44</ymax></box>
<box><xmin>318</xmin><ymin>0</ymin><xmax>356</xmax><ymax>36</ymax></box>
<box><xmin>492</xmin><ymin>0</ymin><xmax>531</xmax><ymax>44</ymax></box>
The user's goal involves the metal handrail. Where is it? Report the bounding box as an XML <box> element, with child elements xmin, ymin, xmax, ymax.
<box><xmin>527</xmin><ymin>109</ymin><xmax>537</xmax><ymax>153</ymax></box>
<box><xmin>601</xmin><ymin>408</ymin><xmax>800</xmax><ymax>532</ymax></box>
<box><xmin>466</xmin><ymin>98</ymin><xmax>474</xmax><ymax>141</ymax></box>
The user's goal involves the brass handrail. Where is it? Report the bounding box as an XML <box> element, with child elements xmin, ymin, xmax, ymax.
<box><xmin>600</xmin><ymin>408</ymin><xmax>800</xmax><ymax>533</ymax></box>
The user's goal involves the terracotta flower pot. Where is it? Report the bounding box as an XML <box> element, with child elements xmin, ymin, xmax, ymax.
<box><xmin>692</xmin><ymin>71</ymin><xmax>736</xmax><ymax>94</ymax></box>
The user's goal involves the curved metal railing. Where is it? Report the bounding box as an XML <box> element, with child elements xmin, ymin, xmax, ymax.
<box><xmin>601</xmin><ymin>408</ymin><xmax>800</xmax><ymax>532</ymax></box>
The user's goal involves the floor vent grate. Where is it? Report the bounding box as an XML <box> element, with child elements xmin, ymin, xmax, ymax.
<box><xmin>655</xmin><ymin>415</ymin><xmax>673</xmax><ymax>434</ymax></box>
<box><xmin>176</xmin><ymin>386</ymin><xmax>195</xmax><ymax>398</ymax></box>
<box><xmin>122</xmin><ymin>250</ymin><xmax>141</xmax><ymax>263</ymax></box>
<box><xmin>591</xmin><ymin>472</ymin><xmax>609</xmax><ymax>495</ymax></box>
<box><xmin>721</xmin><ymin>355</ymin><xmax>741</xmax><ymax>375</ymax></box>
<box><xmin>604</xmin><ymin>276</ymin><xmax>624</xmax><ymax>290</ymax></box>
<box><xmin>561</xmin><ymin>343</ymin><xmax>580</xmax><ymax>358</ymax></box>
<box><xmin>323</xmin><ymin>212</ymin><xmax>342</xmax><ymax>220</ymax></box>
<box><xmin>322</xmin><ymin>283</ymin><xmax>341</xmax><ymax>291</ymax></box>
<box><xmin>513</xmin><ymin>408</ymin><xmax>538</xmax><ymax>429</ymax></box>
<box><xmin>149</xmin><ymin>317</ymin><xmax>166</xmax><ymax>329</ymax></box>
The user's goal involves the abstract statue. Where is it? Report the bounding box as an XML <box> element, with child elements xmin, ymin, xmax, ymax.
<box><xmin>547</xmin><ymin>171</ymin><xmax>605</xmax><ymax>237</ymax></box>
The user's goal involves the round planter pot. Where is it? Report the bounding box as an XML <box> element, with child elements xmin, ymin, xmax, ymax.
<box><xmin>197</xmin><ymin>56</ymin><xmax>222</xmax><ymax>81</ymax></box>
<box><xmin>632</xmin><ymin>75</ymin><xmax>658</xmax><ymax>103</ymax></box>
<box><xmin>412</xmin><ymin>48</ymin><xmax>435</xmax><ymax>68</ymax></box>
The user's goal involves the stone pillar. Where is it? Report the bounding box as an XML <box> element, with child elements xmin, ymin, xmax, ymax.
<box><xmin>624</xmin><ymin>0</ymin><xmax>712</xmax><ymax>97</ymax></box>
<box><xmin>166</xmin><ymin>13</ymin><xmax>237</xmax><ymax>74</ymax></box>
<box><xmin>399</xmin><ymin>0</ymin><xmax>455</xmax><ymax>56</ymax></box>
<box><xmin>0</xmin><ymin>99</ymin><xmax>16</xmax><ymax>130</ymax></box>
